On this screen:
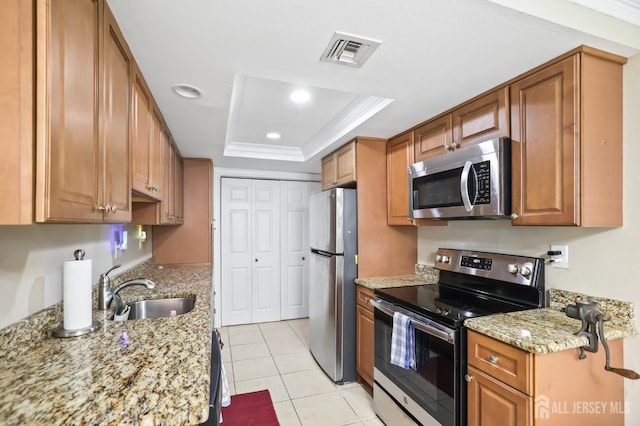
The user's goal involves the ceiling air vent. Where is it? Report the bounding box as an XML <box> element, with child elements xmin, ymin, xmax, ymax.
<box><xmin>320</xmin><ymin>31</ymin><xmax>382</xmax><ymax>68</ymax></box>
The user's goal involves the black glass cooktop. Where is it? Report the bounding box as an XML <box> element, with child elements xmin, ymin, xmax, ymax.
<box><xmin>374</xmin><ymin>283</ymin><xmax>532</xmax><ymax>328</ymax></box>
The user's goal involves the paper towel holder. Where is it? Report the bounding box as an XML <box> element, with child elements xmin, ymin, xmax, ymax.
<box><xmin>52</xmin><ymin>249</ymin><xmax>102</xmax><ymax>338</ymax></box>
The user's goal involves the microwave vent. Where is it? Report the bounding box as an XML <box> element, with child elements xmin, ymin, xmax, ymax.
<box><xmin>320</xmin><ymin>32</ymin><xmax>381</xmax><ymax>68</ymax></box>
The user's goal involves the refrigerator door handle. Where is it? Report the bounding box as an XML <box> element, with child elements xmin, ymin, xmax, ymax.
<box><xmin>311</xmin><ymin>248</ymin><xmax>334</xmax><ymax>258</ymax></box>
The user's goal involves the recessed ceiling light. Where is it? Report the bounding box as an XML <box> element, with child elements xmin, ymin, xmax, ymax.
<box><xmin>290</xmin><ymin>89</ymin><xmax>311</xmax><ymax>103</ymax></box>
<box><xmin>171</xmin><ymin>84</ymin><xmax>203</xmax><ymax>99</ymax></box>
<box><xmin>266</xmin><ymin>132</ymin><xmax>281</xmax><ymax>140</ymax></box>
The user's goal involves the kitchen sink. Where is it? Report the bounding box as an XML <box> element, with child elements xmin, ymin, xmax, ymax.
<box><xmin>124</xmin><ymin>297</ymin><xmax>196</xmax><ymax>320</ymax></box>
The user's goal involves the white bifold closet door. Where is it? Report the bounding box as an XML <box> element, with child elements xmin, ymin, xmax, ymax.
<box><xmin>221</xmin><ymin>178</ymin><xmax>320</xmax><ymax>326</ymax></box>
<box><xmin>221</xmin><ymin>178</ymin><xmax>281</xmax><ymax>325</ymax></box>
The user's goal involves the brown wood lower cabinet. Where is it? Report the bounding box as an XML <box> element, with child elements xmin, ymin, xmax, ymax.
<box><xmin>467</xmin><ymin>330</ymin><xmax>624</xmax><ymax>426</ymax></box>
<box><xmin>356</xmin><ymin>285</ymin><xmax>374</xmax><ymax>387</ymax></box>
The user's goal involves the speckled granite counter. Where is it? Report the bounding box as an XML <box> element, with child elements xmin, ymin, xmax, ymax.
<box><xmin>465</xmin><ymin>289</ymin><xmax>637</xmax><ymax>355</ymax></box>
<box><xmin>0</xmin><ymin>262</ymin><xmax>212</xmax><ymax>425</ymax></box>
<box><xmin>354</xmin><ymin>265</ymin><xmax>439</xmax><ymax>289</ymax></box>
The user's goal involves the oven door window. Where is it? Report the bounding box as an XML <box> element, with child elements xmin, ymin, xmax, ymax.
<box><xmin>375</xmin><ymin>309</ymin><xmax>456</xmax><ymax>426</ymax></box>
<box><xmin>413</xmin><ymin>166</ymin><xmax>477</xmax><ymax>209</ymax></box>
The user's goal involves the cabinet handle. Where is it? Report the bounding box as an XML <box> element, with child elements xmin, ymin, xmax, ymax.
<box><xmin>464</xmin><ymin>374</ymin><xmax>474</xmax><ymax>382</ymax></box>
<box><xmin>97</xmin><ymin>205</ymin><xmax>107</xmax><ymax>212</ymax></box>
<box><xmin>510</xmin><ymin>213</ymin><xmax>519</xmax><ymax>220</ymax></box>
<box><xmin>489</xmin><ymin>355</ymin><xmax>499</xmax><ymax>364</ymax></box>
<box><xmin>452</xmin><ymin>142</ymin><xmax>460</xmax><ymax>149</ymax></box>
<box><xmin>110</xmin><ymin>204</ymin><xmax>118</xmax><ymax>214</ymax></box>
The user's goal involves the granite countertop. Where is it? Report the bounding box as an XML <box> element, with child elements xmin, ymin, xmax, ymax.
<box><xmin>465</xmin><ymin>289</ymin><xmax>637</xmax><ymax>355</ymax></box>
<box><xmin>354</xmin><ymin>265</ymin><xmax>439</xmax><ymax>290</ymax></box>
<box><xmin>0</xmin><ymin>262</ymin><xmax>212</xmax><ymax>425</ymax></box>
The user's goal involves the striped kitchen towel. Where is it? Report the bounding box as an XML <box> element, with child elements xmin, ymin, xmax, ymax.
<box><xmin>390</xmin><ymin>311</ymin><xmax>416</xmax><ymax>370</ymax></box>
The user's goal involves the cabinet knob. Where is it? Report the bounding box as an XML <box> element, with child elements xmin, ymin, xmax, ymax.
<box><xmin>452</xmin><ymin>142</ymin><xmax>460</xmax><ymax>149</ymax></box>
<box><xmin>464</xmin><ymin>374</ymin><xmax>474</xmax><ymax>382</ymax></box>
<box><xmin>510</xmin><ymin>213</ymin><xmax>519</xmax><ymax>220</ymax></box>
<box><xmin>97</xmin><ymin>205</ymin><xmax>107</xmax><ymax>212</ymax></box>
<box><xmin>489</xmin><ymin>355</ymin><xmax>499</xmax><ymax>364</ymax></box>
<box><xmin>302</xmin><ymin>257</ymin><xmax>305</xmax><ymax>261</ymax></box>
<box><xmin>110</xmin><ymin>204</ymin><xmax>118</xmax><ymax>213</ymax></box>
<box><xmin>445</xmin><ymin>145</ymin><xmax>454</xmax><ymax>152</ymax></box>
<box><xmin>255</xmin><ymin>258</ymin><xmax>258</xmax><ymax>262</ymax></box>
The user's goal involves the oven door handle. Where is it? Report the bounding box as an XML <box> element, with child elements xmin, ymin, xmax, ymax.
<box><xmin>370</xmin><ymin>298</ymin><xmax>455</xmax><ymax>344</ymax></box>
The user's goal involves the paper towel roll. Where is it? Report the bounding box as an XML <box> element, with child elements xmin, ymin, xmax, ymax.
<box><xmin>63</xmin><ymin>258</ymin><xmax>92</xmax><ymax>330</ymax></box>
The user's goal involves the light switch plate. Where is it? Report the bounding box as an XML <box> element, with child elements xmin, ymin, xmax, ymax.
<box><xmin>550</xmin><ymin>244</ymin><xmax>569</xmax><ymax>269</ymax></box>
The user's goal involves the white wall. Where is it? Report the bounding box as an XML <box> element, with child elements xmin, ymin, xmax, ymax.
<box><xmin>0</xmin><ymin>223</ymin><xmax>153</xmax><ymax>329</ymax></box>
<box><xmin>418</xmin><ymin>53</ymin><xmax>640</xmax><ymax>422</ymax></box>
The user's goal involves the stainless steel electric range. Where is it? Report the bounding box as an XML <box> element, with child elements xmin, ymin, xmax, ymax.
<box><xmin>371</xmin><ymin>248</ymin><xmax>545</xmax><ymax>426</ymax></box>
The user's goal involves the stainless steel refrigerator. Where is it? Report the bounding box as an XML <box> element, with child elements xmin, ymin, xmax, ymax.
<box><xmin>308</xmin><ymin>188</ymin><xmax>358</xmax><ymax>384</ymax></box>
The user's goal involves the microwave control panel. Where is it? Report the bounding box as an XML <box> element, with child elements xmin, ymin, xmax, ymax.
<box><xmin>473</xmin><ymin>161</ymin><xmax>491</xmax><ymax>204</ymax></box>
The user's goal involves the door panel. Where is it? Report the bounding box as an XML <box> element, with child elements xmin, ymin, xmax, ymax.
<box><xmin>280</xmin><ymin>181</ymin><xmax>320</xmax><ymax>319</ymax></box>
<box><xmin>221</xmin><ymin>178</ymin><xmax>252</xmax><ymax>325</ymax></box>
<box><xmin>308</xmin><ymin>252</ymin><xmax>338</xmax><ymax>379</ymax></box>
<box><xmin>251</xmin><ymin>180</ymin><xmax>280</xmax><ymax>323</ymax></box>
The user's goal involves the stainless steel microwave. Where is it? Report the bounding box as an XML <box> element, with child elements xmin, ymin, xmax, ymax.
<box><xmin>409</xmin><ymin>137</ymin><xmax>511</xmax><ymax>220</ymax></box>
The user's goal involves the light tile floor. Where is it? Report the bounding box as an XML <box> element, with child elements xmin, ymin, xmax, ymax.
<box><xmin>219</xmin><ymin>319</ymin><xmax>385</xmax><ymax>426</ymax></box>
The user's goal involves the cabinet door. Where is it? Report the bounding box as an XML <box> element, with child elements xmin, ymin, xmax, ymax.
<box><xmin>37</xmin><ymin>0</ymin><xmax>102</xmax><ymax>222</ymax></box>
<box><xmin>453</xmin><ymin>87</ymin><xmax>509</xmax><ymax>148</ymax></box>
<box><xmin>131</xmin><ymin>66</ymin><xmax>154</xmax><ymax>198</ymax></box>
<box><xmin>100</xmin><ymin>3</ymin><xmax>132</xmax><ymax>223</ymax></box>
<box><xmin>356</xmin><ymin>304</ymin><xmax>374</xmax><ymax>387</ymax></box>
<box><xmin>467</xmin><ymin>366</ymin><xmax>531</xmax><ymax>426</ymax></box>
<box><xmin>386</xmin><ymin>133</ymin><xmax>414</xmax><ymax>226</ymax></box>
<box><xmin>161</xmin><ymin>139</ymin><xmax>176</xmax><ymax>223</ymax></box>
<box><xmin>174</xmin><ymin>152</ymin><xmax>184</xmax><ymax>223</ymax></box>
<box><xmin>510</xmin><ymin>56</ymin><xmax>579</xmax><ymax>225</ymax></box>
<box><xmin>321</xmin><ymin>154</ymin><xmax>336</xmax><ymax>190</ymax></box>
<box><xmin>150</xmin><ymin>108</ymin><xmax>165</xmax><ymax>201</ymax></box>
<box><xmin>334</xmin><ymin>141</ymin><xmax>357</xmax><ymax>186</ymax></box>
<box><xmin>0</xmin><ymin>0</ymin><xmax>33</xmax><ymax>224</ymax></box>
<box><xmin>413</xmin><ymin>115</ymin><xmax>453</xmax><ymax>162</ymax></box>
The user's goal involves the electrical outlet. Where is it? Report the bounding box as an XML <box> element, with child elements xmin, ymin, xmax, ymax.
<box><xmin>550</xmin><ymin>244</ymin><xmax>569</xmax><ymax>269</ymax></box>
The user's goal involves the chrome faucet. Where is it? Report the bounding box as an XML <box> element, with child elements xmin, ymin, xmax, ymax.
<box><xmin>98</xmin><ymin>264</ymin><xmax>156</xmax><ymax>310</ymax></box>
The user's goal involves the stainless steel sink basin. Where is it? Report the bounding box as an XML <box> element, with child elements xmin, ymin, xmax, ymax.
<box><xmin>125</xmin><ymin>297</ymin><xmax>196</xmax><ymax>320</ymax></box>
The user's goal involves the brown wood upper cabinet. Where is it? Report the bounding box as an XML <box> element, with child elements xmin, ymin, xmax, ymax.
<box><xmin>0</xmin><ymin>0</ymin><xmax>34</xmax><ymax>224</ymax></box>
<box><xmin>160</xmin><ymin>138</ymin><xmax>184</xmax><ymax>225</ymax></box>
<box><xmin>132</xmin><ymin>65</ymin><xmax>164</xmax><ymax>201</ymax></box>
<box><xmin>510</xmin><ymin>49</ymin><xmax>624</xmax><ymax>226</ymax></box>
<box><xmin>386</xmin><ymin>133</ymin><xmax>414</xmax><ymax>225</ymax></box>
<box><xmin>35</xmin><ymin>0</ymin><xmax>132</xmax><ymax>223</ymax></box>
<box><xmin>414</xmin><ymin>87</ymin><xmax>509</xmax><ymax>163</ymax></box>
<box><xmin>386</xmin><ymin>133</ymin><xmax>448</xmax><ymax>227</ymax></box>
<box><xmin>321</xmin><ymin>140</ymin><xmax>357</xmax><ymax>190</ymax></box>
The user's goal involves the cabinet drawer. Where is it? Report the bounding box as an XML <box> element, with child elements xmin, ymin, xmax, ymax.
<box><xmin>356</xmin><ymin>285</ymin><xmax>374</xmax><ymax>311</ymax></box>
<box><xmin>467</xmin><ymin>330</ymin><xmax>532</xmax><ymax>395</ymax></box>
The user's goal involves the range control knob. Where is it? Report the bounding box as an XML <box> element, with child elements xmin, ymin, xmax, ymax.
<box><xmin>436</xmin><ymin>254</ymin><xmax>443</xmax><ymax>262</ymax></box>
<box><xmin>442</xmin><ymin>255</ymin><xmax>450</xmax><ymax>264</ymax></box>
<box><xmin>508</xmin><ymin>264</ymin><xmax>519</xmax><ymax>274</ymax></box>
<box><xmin>520</xmin><ymin>262</ymin><xmax>534</xmax><ymax>278</ymax></box>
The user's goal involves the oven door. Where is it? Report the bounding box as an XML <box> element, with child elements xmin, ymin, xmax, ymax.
<box><xmin>408</xmin><ymin>137</ymin><xmax>510</xmax><ymax>220</ymax></box>
<box><xmin>371</xmin><ymin>297</ymin><xmax>462</xmax><ymax>426</ymax></box>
